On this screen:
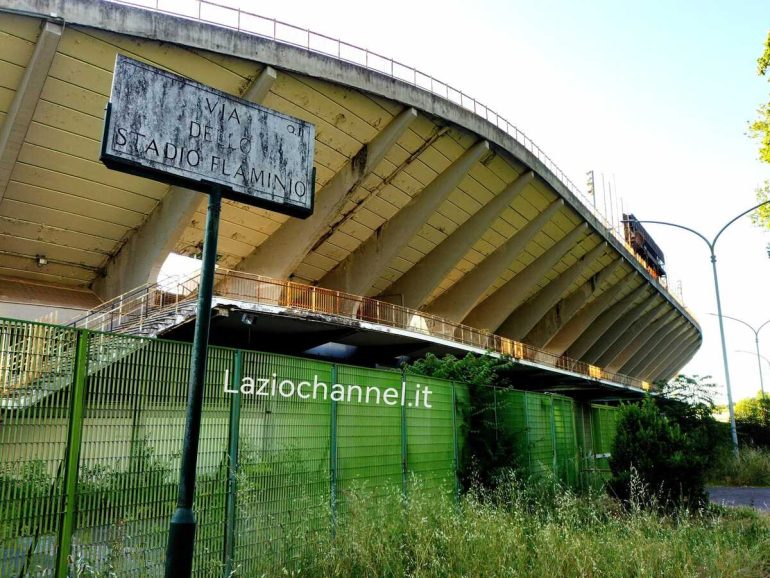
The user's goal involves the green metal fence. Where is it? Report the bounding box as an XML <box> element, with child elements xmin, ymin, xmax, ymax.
<box><xmin>0</xmin><ymin>318</ymin><xmax>620</xmax><ymax>576</ymax></box>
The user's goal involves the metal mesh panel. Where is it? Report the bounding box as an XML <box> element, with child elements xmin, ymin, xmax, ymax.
<box><xmin>234</xmin><ymin>351</ymin><xmax>332</xmax><ymax>575</ymax></box>
<box><xmin>494</xmin><ymin>388</ymin><xmax>529</xmax><ymax>470</ymax></box>
<box><xmin>336</xmin><ymin>365</ymin><xmax>402</xmax><ymax>499</ymax></box>
<box><xmin>552</xmin><ymin>396</ymin><xmax>579</xmax><ymax>487</ymax></box>
<box><xmin>404</xmin><ymin>374</ymin><xmax>455</xmax><ymax>495</ymax></box>
<box><xmin>0</xmin><ymin>319</ymin><xmax>77</xmax><ymax>576</ymax></box>
<box><xmin>591</xmin><ymin>404</ymin><xmax>620</xmax><ymax>481</ymax></box>
<box><xmin>524</xmin><ymin>392</ymin><xmax>555</xmax><ymax>477</ymax></box>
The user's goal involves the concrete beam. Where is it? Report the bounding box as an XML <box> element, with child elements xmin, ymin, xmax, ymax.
<box><xmin>426</xmin><ymin>197</ymin><xmax>563</xmax><ymax>322</ymax></box>
<box><xmin>543</xmin><ymin>271</ymin><xmax>632</xmax><ymax>355</ymax></box>
<box><xmin>497</xmin><ymin>241</ymin><xmax>607</xmax><ymax>341</ymax></box>
<box><xmin>92</xmin><ymin>66</ymin><xmax>278</xmax><ymax>300</ymax></box>
<box><xmin>0</xmin><ymin>20</ymin><xmax>62</xmax><ymax>199</ymax></box>
<box><xmin>621</xmin><ymin>318</ymin><xmax>688</xmax><ymax>376</ymax></box>
<box><xmin>605</xmin><ymin>308</ymin><xmax>679</xmax><ymax>373</ymax></box>
<box><xmin>646</xmin><ymin>335</ymin><xmax>698</xmax><ymax>383</ymax></box>
<box><xmin>583</xmin><ymin>293</ymin><xmax>660</xmax><ymax>364</ymax></box>
<box><xmin>564</xmin><ymin>283</ymin><xmax>647</xmax><ymax>361</ymax></box>
<box><xmin>524</xmin><ymin>258</ymin><xmax>622</xmax><ymax>347</ymax></box>
<box><xmin>237</xmin><ymin>106</ymin><xmax>418</xmax><ymax>278</ymax></box>
<box><xmin>593</xmin><ymin>300</ymin><xmax>668</xmax><ymax>368</ymax></box>
<box><xmin>320</xmin><ymin>140</ymin><xmax>490</xmax><ymax>295</ymax></box>
<box><xmin>657</xmin><ymin>340</ymin><xmax>701</xmax><ymax>383</ymax></box>
<box><xmin>462</xmin><ymin>223</ymin><xmax>588</xmax><ymax>331</ymax></box>
<box><xmin>380</xmin><ymin>170</ymin><xmax>534</xmax><ymax>309</ymax></box>
<box><xmin>633</xmin><ymin>323</ymin><xmax>692</xmax><ymax>379</ymax></box>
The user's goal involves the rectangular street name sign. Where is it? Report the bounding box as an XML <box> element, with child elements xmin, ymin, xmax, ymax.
<box><xmin>101</xmin><ymin>55</ymin><xmax>315</xmax><ymax>218</ymax></box>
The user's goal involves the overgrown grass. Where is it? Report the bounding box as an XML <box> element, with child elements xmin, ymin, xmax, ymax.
<box><xmin>271</xmin><ymin>475</ymin><xmax>770</xmax><ymax>578</ymax></box>
<box><xmin>710</xmin><ymin>446</ymin><xmax>770</xmax><ymax>487</ymax></box>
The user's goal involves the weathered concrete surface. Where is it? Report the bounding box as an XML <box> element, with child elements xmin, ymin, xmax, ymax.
<box><xmin>0</xmin><ymin>0</ymin><xmax>700</xmax><ymax>336</ymax></box>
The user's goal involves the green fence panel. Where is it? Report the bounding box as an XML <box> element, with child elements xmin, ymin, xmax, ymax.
<box><xmin>552</xmin><ymin>396</ymin><xmax>579</xmax><ymax>487</ymax></box>
<box><xmin>404</xmin><ymin>373</ymin><xmax>455</xmax><ymax>496</ymax></box>
<box><xmin>591</xmin><ymin>404</ymin><xmax>620</xmax><ymax>482</ymax></box>
<box><xmin>234</xmin><ymin>352</ymin><xmax>332</xmax><ymax>575</ymax></box>
<box><xmin>335</xmin><ymin>365</ymin><xmax>402</xmax><ymax>500</ymax></box>
<box><xmin>0</xmin><ymin>319</ymin><xmax>78</xmax><ymax>577</ymax></box>
<box><xmin>494</xmin><ymin>388</ymin><xmax>528</xmax><ymax>471</ymax></box>
<box><xmin>524</xmin><ymin>392</ymin><xmax>555</xmax><ymax>477</ymax></box>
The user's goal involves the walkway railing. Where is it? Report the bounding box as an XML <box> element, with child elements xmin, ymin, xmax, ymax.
<box><xmin>71</xmin><ymin>269</ymin><xmax>651</xmax><ymax>392</ymax></box>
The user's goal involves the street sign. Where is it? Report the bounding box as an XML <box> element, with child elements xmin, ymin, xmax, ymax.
<box><xmin>101</xmin><ymin>55</ymin><xmax>315</xmax><ymax>218</ymax></box>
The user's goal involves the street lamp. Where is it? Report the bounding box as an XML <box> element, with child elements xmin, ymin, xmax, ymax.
<box><xmin>710</xmin><ymin>314</ymin><xmax>769</xmax><ymax>401</ymax></box>
<box><xmin>623</xmin><ymin>199</ymin><xmax>770</xmax><ymax>457</ymax></box>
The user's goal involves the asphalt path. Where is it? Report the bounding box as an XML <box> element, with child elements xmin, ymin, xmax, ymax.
<box><xmin>708</xmin><ymin>486</ymin><xmax>770</xmax><ymax>511</ymax></box>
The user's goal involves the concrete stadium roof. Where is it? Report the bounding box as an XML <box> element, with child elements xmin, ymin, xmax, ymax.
<box><xmin>0</xmin><ymin>0</ymin><xmax>701</xmax><ymax>382</ymax></box>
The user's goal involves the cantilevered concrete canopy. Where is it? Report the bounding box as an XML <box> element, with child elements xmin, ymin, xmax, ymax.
<box><xmin>0</xmin><ymin>0</ymin><xmax>701</xmax><ymax>386</ymax></box>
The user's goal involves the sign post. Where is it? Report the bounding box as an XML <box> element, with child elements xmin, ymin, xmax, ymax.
<box><xmin>101</xmin><ymin>55</ymin><xmax>315</xmax><ymax>577</ymax></box>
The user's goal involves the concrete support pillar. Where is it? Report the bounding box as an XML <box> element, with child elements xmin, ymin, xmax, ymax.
<box><xmin>462</xmin><ymin>223</ymin><xmax>588</xmax><ymax>331</ymax></box>
<box><xmin>380</xmin><ymin>170</ymin><xmax>535</xmax><ymax>309</ymax></box>
<box><xmin>497</xmin><ymin>241</ymin><xmax>607</xmax><ymax>341</ymax></box>
<box><xmin>582</xmin><ymin>293</ymin><xmax>659</xmax><ymax>364</ymax></box>
<box><xmin>621</xmin><ymin>318</ymin><xmax>688</xmax><ymax>376</ymax></box>
<box><xmin>543</xmin><ymin>272</ymin><xmax>633</xmax><ymax>355</ymax></box>
<box><xmin>594</xmin><ymin>301</ymin><xmax>668</xmax><ymax>368</ymax></box>
<box><xmin>320</xmin><ymin>140</ymin><xmax>489</xmax><ymax>296</ymax></box>
<box><xmin>237</xmin><ymin>106</ymin><xmax>418</xmax><ymax>278</ymax></box>
<box><xmin>524</xmin><ymin>258</ymin><xmax>622</xmax><ymax>347</ymax></box>
<box><xmin>0</xmin><ymin>20</ymin><xmax>62</xmax><ymax>198</ymax></box>
<box><xmin>564</xmin><ymin>283</ymin><xmax>648</xmax><ymax>361</ymax></box>
<box><xmin>605</xmin><ymin>309</ymin><xmax>679</xmax><ymax>373</ymax></box>
<box><xmin>92</xmin><ymin>66</ymin><xmax>279</xmax><ymax>300</ymax></box>
<box><xmin>425</xmin><ymin>197</ymin><xmax>564</xmax><ymax>321</ymax></box>
<box><xmin>646</xmin><ymin>335</ymin><xmax>698</xmax><ymax>383</ymax></box>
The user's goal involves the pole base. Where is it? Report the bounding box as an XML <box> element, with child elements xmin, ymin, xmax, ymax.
<box><xmin>165</xmin><ymin>507</ymin><xmax>196</xmax><ymax>578</ymax></box>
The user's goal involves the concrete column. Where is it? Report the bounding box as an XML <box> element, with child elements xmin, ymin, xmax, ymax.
<box><xmin>524</xmin><ymin>258</ymin><xmax>622</xmax><ymax>347</ymax></box>
<box><xmin>621</xmin><ymin>318</ymin><xmax>688</xmax><ymax>376</ymax></box>
<box><xmin>594</xmin><ymin>301</ymin><xmax>668</xmax><ymax>368</ymax></box>
<box><xmin>320</xmin><ymin>140</ymin><xmax>489</xmax><ymax>296</ymax></box>
<box><xmin>92</xmin><ymin>66</ymin><xmax>279</xmax><ymax>300</ymax></box>
<box><xmin>380</xmin><ymin>170</ymin><xmax>535</xmax><ymax>309</ymax></box>
<box><xmin>236</xmin><ymin>106</ymin><xmax>418</xmax><ymax>278</ymax></box>
<box><xmin>544</xmin><ymin>272</ymin><xmax>633</xmax><ymax>356</ymax></box>
<box><xmin>0</xmin><ymin>20</ymin><xmax>62</xmax><ymax>198</ymax></box>
<box><xmin>462</xmin><ymin>223</ymin><xmax>588</xmax><ymax>331</ymax></box>
<box><xmin>564</xmin><ymin>283</ymin><xmax>648</xmax><ymax>361</ymax></box>
<box><xmin>497</xmin><ymin>241</ymin><xmax>607</xmax><ymax>341</ymax></box>
<box><xmin>605</xmin><ymin>308</ymin><xmax>679</xmax><ymax>373</ymax></box>
<box><xmin>582</xmin><ymin>293</ymin><xmax>659</xmax><ymax>364</ymax></box>
<box><xmin>425</xmin><ymin>197</ymin><xmax>564</xmax><ymax>322</ymax></box>
<box><xmin>645</xmin><ymin>335</ymin><xmax>698</xmax><ymax>383</ymax></box>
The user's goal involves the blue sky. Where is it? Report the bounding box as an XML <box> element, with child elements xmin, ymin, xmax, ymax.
<box><xmin>166</xmin><ymin>0</ymin><xmax>770</xmax><ymax>402</ymax></box>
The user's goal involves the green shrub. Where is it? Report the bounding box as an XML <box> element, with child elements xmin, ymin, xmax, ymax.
<box><xmin>609</xmin><ymin>398</ymin><xmax>709</xmax><ymax>509</ymax></box>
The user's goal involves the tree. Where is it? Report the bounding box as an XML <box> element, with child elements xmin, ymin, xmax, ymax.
<box><xmin>734</xmin><ymin>392</ymin><xmax>770</xmax><ymax>447</ymax></box>
<box><xmin>750</xmin><ymin>31</ymin><xmax>770</xmax><ymax>228</ymax></box>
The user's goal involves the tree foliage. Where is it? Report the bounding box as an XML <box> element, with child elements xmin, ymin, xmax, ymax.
<box><xmin>734</xmin><ymin>392</ymin><xmax>770</xmax><ymax>447</ymax></box>
<box><xmin>750</xmin><ymin>31</ymin><xmax>770</xmax><ymax>228</ymax></box>
<box><xmin>405</xmin><ymin>352</ymin><xmax>519</xmax><ymax>490</ymax></box>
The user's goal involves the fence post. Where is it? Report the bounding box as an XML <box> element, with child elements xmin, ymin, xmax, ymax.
<box><xmin>451</xmin><ymin>381</ymin><xmax>460</xmax><ymax>505</ymax></box>
<box><xmin>223</xmin><ymin>349</ymin><xmax>243</xmax><ymax>577</ymax></box>
<box><xmin>329</xmin><ymin>364</ymin><xmax>338</xmax><ymax>535</ymax></box>
<box><xmin>54</xmin><ymin>329</ymin><xmax>90</xmax><ymax>578</ymax></box>
<box><xmin>400</xmin><ymin>369</ymin><xmax>408</xmax><ymax>501</ymax></box>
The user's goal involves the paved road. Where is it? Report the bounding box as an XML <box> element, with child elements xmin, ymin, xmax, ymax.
<box><xmin>708</xmin><ymin>486</ymin><xmax>770</xmax><ymax>511</ymax></box>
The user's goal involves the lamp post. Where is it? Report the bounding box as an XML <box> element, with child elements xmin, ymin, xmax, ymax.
<box><xmin>624</xmin><ymin>199</ymin><xmax>770</xmax><ymax>458</ymax></box>
<box><xmin>711</xmin><ymin>314</ymin><xmax>769</xmax><ymax>401</ymax></box>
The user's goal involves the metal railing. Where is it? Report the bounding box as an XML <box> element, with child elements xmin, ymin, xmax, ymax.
<box><xmin>71</xmin><ymin>269</ymin><xmax>650</xmax><ymax>391</ymax></box>
<box><xmin>106</xmin><ymin>0</ymin><xmax>686</xmax><ymax>311</ymax></box>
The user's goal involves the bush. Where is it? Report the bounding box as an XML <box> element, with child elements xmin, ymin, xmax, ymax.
<box><xmin>711</xmin><ymin>446</ymin><xmax>770</xmax><ymax>487</ymax></box>
<box><xmin>609</xmin><ymin>398</ymin><xmax>709</xmax><ymax>509</ymax></box>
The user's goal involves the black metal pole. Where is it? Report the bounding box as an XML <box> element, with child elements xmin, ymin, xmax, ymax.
<box><xmin>165</xmin><ymin>187</ymin><xmax>222</xmax><ymax>577</ymax></box>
